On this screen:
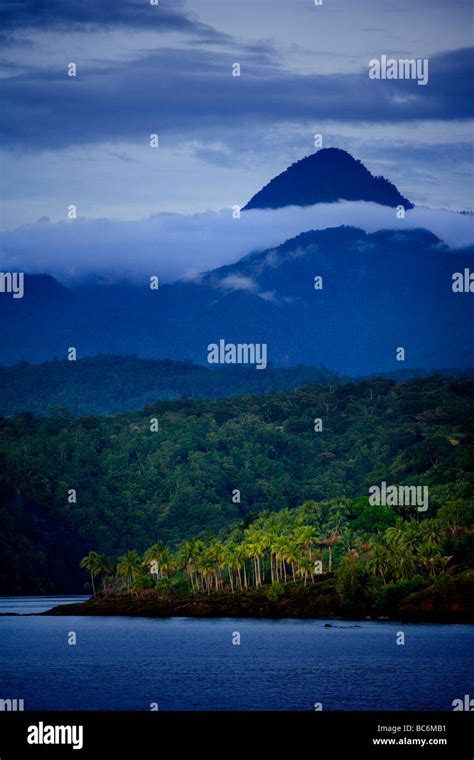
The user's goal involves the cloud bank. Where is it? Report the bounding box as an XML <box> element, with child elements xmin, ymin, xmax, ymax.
<box><xmin>2</xmin><ymin>47</ymin><xmax>473</xmax><ymax>152</ymax></box>
<box><xmin>1</xmin><ymin>202</ymin><xmax>473</xmax><ymax>285</ymax></box>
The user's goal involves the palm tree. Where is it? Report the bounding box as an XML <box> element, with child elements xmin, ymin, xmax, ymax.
<box><xmin>117</xmin><ymin>550</ymin><xmax>141</xmax><ymax>593</ymax></box>
<box><xmin>367</xmin><ymin>542</ymin><xmax>390</xmax><ymax>584</ymax></box>
<box><xmin>338</xmin><ymin>526</ymin><xmax>355</xmax><ymax>555</ymax></box>
<box><xmin>235</xmin><ymin>543</ymin><xmax>248</xmax><ymax>589</ymax></box>
<box><xmin>284</xmin><ymin>540</ymin><xmax>299</xmax><ymax>583</ymax></box>
<box><xmin>209</xmin><ymin>540</ymin><xmax>226</xmax><ymax>592</ymax></box>
<box><xmin>318</xmin><ymin>530</ymin><xmax>340</xmax><ymax>573</ymax></box>
<box><xmin>244</xmin><ymin>528</ymin><xmax>266</xmax><ymax>588</ymax></box>
<box><xmin>244</xmin><ymin>538</ymin><xmax>260</xmax><ymax>588</ymax></box>
<box><xmin>266</xmin><ymin>528</ymin><xmax>279</xmax><ymax>583</ymax></box>
<box><xmin>94</xmin><ymin>553</ymin><xmax>111</xmax><ymax>595</ymax></box>
<box><xmin>420</xmin><ymin>519</ymin><xmax>443</xmax><ymax>550</ymax></box>
<box><xmin>417</xmin><ymin>545</ymin><xmax>451</xmax><ymax>578</ymax></box>
<box><xmin>200</xmin><ymin>546</ymin><xmax>216</xmax><ymax>595</ymax></box>
<box><xmin>396</xmin><ymin>545</ymin><xmax>417</xmax><ymax>580</ymax></box>
<box><xmin>294</xmin><ymin>525</ymin><xmax>316</xmax><ymax>559</ymax></box>
<box><xmin>158</xmin><ymin>548</ymin><xmax>174</xmax><ymax>579</ymax></box>
<box><xmin>400</xmin><ymin>523</ymin><xmax>422</xmax><ymax>556</ymax></box>
<box><xmin>271</xmin><ymin>534</ymin><xmax>288</xmax><ymax>583</ymax></box>
<box><xmin>296</xmin><ymin>555</ymin><xmax>314</xmax><ymax>587</ymax></box>
<box><xmin>385</xmin><ymin>519</ymin><xmax>405</xmax><ymax>550</ymax></box>
<box><xmin>224</xmin><ymin>543</ymin><xmax>241</xmax><ymax>594</ymax></box>
<box><xmin>178</xmin><ymin>539</ymin><xmax>203</xmax><ymax>594</ymax></box>
<box><xmin>80</xmin><ymin>551</ymin><xmax>100</xmax><ymax>597</ymax></box>
<box><xmin>257</xmin><ymin>532</ymin><xmax>269</xmax><ymax>584</ymax></box>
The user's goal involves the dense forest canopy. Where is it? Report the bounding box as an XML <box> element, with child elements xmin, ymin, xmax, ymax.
<box><xmin>0</xmin><ymin>356</ymin><xmax>335</xmax><ymax>416</ymax></box>
<box><xmin>76</xmin><ymin>496</ymin><xmax>474</xmax><ymax>621</ymax></box>
<box><xmin>0</xmin><ymin>375</ymin><xmax>473</xmax><ymax>594</ymax></box>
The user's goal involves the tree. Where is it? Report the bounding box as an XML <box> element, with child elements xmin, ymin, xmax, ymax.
<box><xmin>318</xmin><ymin>531</ymin><xmax>340</xmax><ymax>573</ymax></box>
<box><xmin>296</xmin><ymin>555</ymin><xmax>314</xmax><ymax>586</ymax></box>
<box><xmin>178</xmin><ymin>539</ymin><xmax>203</xmax><ymax>594</ymax></box>
<box><xmin>335</xmin><ymin>554</ymin><xmax>374</xmax><ymax>614</ymax></box>
<box><xmin>79</xmin><ymin>551</ymin><xmax>100</xmax><ymax>597</ymax></box>
<box><xmin>284</xmin><ymin>540</ymin><xmax>299</xmax><ymax>583</ymax></box>
<box><xmin>271</xmin><ymin>534</ymin><xmax>289</xmax><ymax>583</ymax></box>
<box><xmin>294</xmin><ymin>525</ymin><xmax>316</xmax><ymax>558</ymax></box>
<box><xmin>367</xmin><ymin>543</ymin><xmax>390</xmax><ymax>584</ymax></box>
<box><xmin>117</xmin><ymin>550</ymin><xmax>141</xmax><ymax>593</ymax></box>
<box><xmin>94</xmin><ymin>553</ymin><xmax>111</xmax><ymax>595</ymax></box>
<box><xmin>420</xmin><ymin>519</ymin><xmax>443</xmax><ymax>550</ymax></box>
<box><xmin>224</xmin><ymin>543</ymin><xmax>241</xmax><ymax>594</ymax></box>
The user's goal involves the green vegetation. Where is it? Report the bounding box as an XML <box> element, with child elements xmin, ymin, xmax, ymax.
<box><xmin>0</xmin><ymin>376</ymin><xmax>473</xmax><ymax>597</ymax></box>
<box><xmin>0</xmin><ymin>355</ymin><xmax>334</xmax><ymax>416</ymax></box>
<box><xmin>77</xmin><ymin>500</ymin><xmax>473</xmax><ymax>619</ymax></box>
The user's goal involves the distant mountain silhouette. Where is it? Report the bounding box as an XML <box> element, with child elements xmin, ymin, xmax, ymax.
<box><xmin>244</xmin><ymin>148</ymin><xmax>414</xmax><ymax>210</ymax></box>
<box><xmin>1</xmin><ymin>227</ymin><xmax>472</xmax><ymax>373</ymax></box>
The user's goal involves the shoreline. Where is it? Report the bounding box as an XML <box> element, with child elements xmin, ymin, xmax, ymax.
<box><xmin>3</xmin><ymin>571</ymin><xmax>473</xmax><ymax>623</ymax></box>
<box><xmin>32</xmin><ymin>590</ymin><xmax>474</xmax><ymax>624</ymax></box>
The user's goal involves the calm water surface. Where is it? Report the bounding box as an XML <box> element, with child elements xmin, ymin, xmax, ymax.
<box><xmin>0</xmin><ymin>597</ymin><xmax>472</xmax><ymax>711</ymax></box>
<box><xmin>0</xmin><ymin>596</ymin><xmax>89</xmax><ymax>614</ymax></box>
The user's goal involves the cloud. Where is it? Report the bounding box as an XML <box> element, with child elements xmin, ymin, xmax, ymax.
<box><xmin>1</xmin><ymin>202</ymin><xmax>473</xmax><ymax>285</ymax></box>
<box><xmin>216</xmin><ymin>274</ymin><xmax>259</xmax><ymax>293</ymax></box>
<box><xmin>0</xmin><ymin>0</ymin><xmax>223</xmax><ymax>39</ymax></box>
<box><xmin>1</xmin><ymin>46</ymin><xmax>473</xmax><ymax>151</ymax></box>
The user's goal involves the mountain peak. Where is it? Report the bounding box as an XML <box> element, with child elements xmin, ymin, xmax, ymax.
<box><xmin>244</xmin><ymin>147</ymin><xmax>414</xmax><ymax>211</ymax></box>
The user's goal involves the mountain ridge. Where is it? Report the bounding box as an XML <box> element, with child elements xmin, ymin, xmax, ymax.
<box><xmin>1</xmin><ymin>225</ymin><xmax>473</xmax><ymax>372</ymax></box>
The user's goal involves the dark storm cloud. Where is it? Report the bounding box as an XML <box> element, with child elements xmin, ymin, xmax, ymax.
<box><xmin>0</xmin><ymin>0</ymin><xmax>224</xmax><ymax>39</ymax></box>
<box><xmin>1</xmin><ymin>46</ymin><xmax>472</xmax><ymax>151</ymax></box>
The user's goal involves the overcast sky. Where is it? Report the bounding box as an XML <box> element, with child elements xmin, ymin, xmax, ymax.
<box><xmin>0</xmin><ymin>0</ymin><xmax>473</xmax><ymax>232</ymax></box>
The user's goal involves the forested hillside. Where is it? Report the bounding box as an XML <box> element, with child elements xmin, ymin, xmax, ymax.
<box><xmin>0</xmin><ymin>356</ymin><xmax>334</xmax><ymax>416</ymax></box>
<box><xmin>0</xmin><ymin>376</ymin><xmax>473</xmax><ymax>593</ymax></box>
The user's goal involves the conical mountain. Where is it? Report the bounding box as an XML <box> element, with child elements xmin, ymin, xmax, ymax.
<box><xmin>244</xmin><ymin>147</ymin><xmax>414</xmax><ymax>210</ymax></box>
